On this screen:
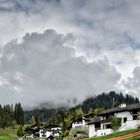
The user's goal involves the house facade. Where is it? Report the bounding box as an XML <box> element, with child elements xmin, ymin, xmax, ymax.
<box><xmin>72</xmin><ymin>117</ymin><xmax>86</xmax><ymax>129</ymax></box>
<box><xmin>39</xmin><ymin>125</ymin><xmax>61</xmax><ymax>139</ymax></box>
<box><xmin>88</xmin><ymin>103</ymin><xmax>140</xmax><ymax>138</ymax></box>
<box><xmin>72</xmin><ymin>114</ymin><xmax>94</xmax><ymax>129</ymax></box>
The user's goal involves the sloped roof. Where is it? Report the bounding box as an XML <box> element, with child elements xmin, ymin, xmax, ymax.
<box><xmin>44</xmin><ymin>124</ymin><xmax>61</xmax><ymax>129</ymax></box>
<box><xmin>98</xmin><ymin>103</ymin><xmax>140</xmax><ymax>115</ymax></box>
<box><xmin>88</xmin><ymin>116</ymin><xmax>101</xmax><ymax>125</ymax></box>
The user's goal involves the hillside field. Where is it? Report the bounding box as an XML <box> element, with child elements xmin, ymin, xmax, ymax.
<box><xmin>0</xmin><ymin>126</ymin><xmax>19</xmax><ymax>140</ymax></box>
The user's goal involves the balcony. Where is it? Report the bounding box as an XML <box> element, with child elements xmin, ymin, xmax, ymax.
<box><xmin>101</xmin><ymin>118</ymin><xmax>112</xmax><ymax>123</ymax></box>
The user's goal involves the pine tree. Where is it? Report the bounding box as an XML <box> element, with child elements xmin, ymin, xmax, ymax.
<box><xmin>14</xmin><ymin>103</ymin><xmax>24</xmax><ymax>125</ymax></box>
<box><xmin>0</xmin><ymin>104</ymin><xmax>3</xmax><ymax>128</ymax></box>
<box><xmin>14</xmin><ymin>103</ymin><xmax>18</xmax><ymax>123</ymax></box>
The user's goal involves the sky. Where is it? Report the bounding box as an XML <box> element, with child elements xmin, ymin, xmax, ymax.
<box><xmin>0</xmin><ymin>0</ymin><xmax>140</xmax><ymax>108</ymax></box>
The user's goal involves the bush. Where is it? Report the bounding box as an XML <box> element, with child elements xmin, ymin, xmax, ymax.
<box><xmin>17</xmin><ymin>125</ymin><xmax>24</xmax><ymax>137</ymax></box>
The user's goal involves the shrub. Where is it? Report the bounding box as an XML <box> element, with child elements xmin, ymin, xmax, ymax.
<box><xmin>17</xmin><ymin>125</ymin><xmax>24</xmax><ymax>137</ymax></box>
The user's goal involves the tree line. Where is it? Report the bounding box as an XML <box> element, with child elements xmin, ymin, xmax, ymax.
<box><xmin>0</xmin><ymin>102</ymin><xmax>24</xmax><ymax>128</ymax></box>
<box><xmin>81</xmin><ymin>91</ymin><xmax>139</xmax><ymax>113</ymax></box>
<box><xmin>25</xmin><ymin>91</ymin><xmax>139</xmax><ymax>123</ymax></box>
<box><xmin>24</xmin><ymin>91</ymin><xmax>140</xmax><ymax>137</ymax></box>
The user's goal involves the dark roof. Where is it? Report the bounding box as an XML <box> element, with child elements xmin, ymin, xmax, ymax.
<box><xmin>88</xmin><ymin>116</ymin><xmax>101</xmax><ymax>125</ymax></box>
<box><xmin>44</xmin><ymin>124</ymin><xmax>61</xmax><ymax>129</ymax></box>
<box><xmin>73</xmin><ymin>113</ymin><xmax>94</xmax><ymax>123</ymax></box>
<box><xmin>48</xmin><ymin>135</ymin><xmax>54</xmax><ymax>139</ymax></box>
<box><xmin>73</xmin><ymin>117</ymin><xmax>84</xmax><ymax>123</ymax></box>
<box><xmin>98</xmin><ymin>103</ymin><xmax>140</xmax><ymax>115</ymax></box>
<box><xmin>25</xmin><ymin>127</ymin><xmax>39</xmax><ymax>134</ymax></box>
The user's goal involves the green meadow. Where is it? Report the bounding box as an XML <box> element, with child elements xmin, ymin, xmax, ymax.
<box><xmin>0</xmin><ymin>126</ymin><xmax>18</xmax><ymax>140</ymax></box>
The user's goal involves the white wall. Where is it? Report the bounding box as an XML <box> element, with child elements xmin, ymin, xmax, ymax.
<box><xmin>88</xmin><ymin>124</ymin><xmax>113</xmax><ymax>138</ymax></box>
<box><xmin>89</xmin><ymin>124</ymin><xmax>96</xmax><ymax>138</ymax></box>
<box><xmin>39</xmin><ymin>129</ymin><xmax>52</xmax><ymax>138</ymax></box>
<box><xmin>119</xmin><ymin>120</ymin><xmax>140</xmax><ymax>131</ymax></box>
<box><xmin>97</xmin><ymin>129</ymin><xmax>113</xmax><ymax>136</ymax></box>
<box><xmin>115</xmin><ymin>111</ymin><xmax>133</xmax><ymax>125</ymax></box>
<box><xmin>72</xmin><ymin>120</ymin><xmax>86</xmax><ymax>128</ymax></box>
<box><xmin>51</xmin><ymin>127</ymin><xmax>61</xmax><ymax>131</ymax></box>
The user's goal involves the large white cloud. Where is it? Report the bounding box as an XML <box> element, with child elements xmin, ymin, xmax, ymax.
<box><xmin>0</xmin><ymin>30</ymin><xmax>120</xmax><ymax>108</ymax></box>
<box><xmin>0</xmin><ymin>0</ymin><xmax>140</xmax><ymax>78</ymax></box>
<box><xmin>0</xmin><ymin>0</ymin><xmax>140</xmax><ymax>107</ymax></box>
<box><xmin>120</xmin><ymin>66</ymin><xmax>140</xmax><ymax>98</ymax></box>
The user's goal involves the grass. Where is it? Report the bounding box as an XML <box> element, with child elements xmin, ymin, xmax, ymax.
<box><xmin>127</xmin><ymin>136</ymin><xmax>140</xmax><ymax>140</ymax></box>
<box><xmin>0</xmin><ymin>125</ymin><xmax>19</xmax><ymax>140</ymax></box>
<box><xmin>84</xmin><ymin>129</ymin><xmax>138</xmax><ymax>140</ymax></box>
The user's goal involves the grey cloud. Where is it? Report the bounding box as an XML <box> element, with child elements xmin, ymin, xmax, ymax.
<box><xmin>0</xmin><ymin>30</ymin><xmax>121</xmax><ymax>107</ymax></box>
<box><xmin>0</xmin><ymin>0</ymin><xmax>140</xmax><ymax>106</ymax></box>
<box><xmin>121</xmin><ymin>66</ymin><xmax>140</xmax><ymax>98</ymax></box>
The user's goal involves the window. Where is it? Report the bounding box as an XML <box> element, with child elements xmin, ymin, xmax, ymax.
<box><xmin>95</xmin><ymin>123</ymin><xmax>101</xmax><ymax>131</ymax></box>
<box><xmin>133</xmin><ymin>115</ymin><xmax>137</xmax><ymax>120</ymax></box>
<box><xmin>106</xmin><ymin>124</ymin><xmax>111</xmax><ymax>128</ymax></box>
<box><xmin>123</xmin><ymin>117</ymin><xmax>127</xmax><ymax>123</ymax></box>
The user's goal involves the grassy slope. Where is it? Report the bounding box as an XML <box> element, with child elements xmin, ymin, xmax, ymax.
<box><xmin>84</xmin><ymin>129</ymin><xmax>137</xmax><ymax>140</ymax></box>
<box><xmin>127</xmin><ymin>136</ymin><xmax>140</xmax><ymax>140</ymax></box>
<box><xmin>0</xmin><ymin>126</ymin><xmax>19</xmax><ymax>140</ymax></box>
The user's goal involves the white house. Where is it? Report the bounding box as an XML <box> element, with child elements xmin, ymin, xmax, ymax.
<box><xmin>88</xmin><ymin>103</ymin><xmax>140</xmax><ymax>138</ymax></box>
<box><xmin>39</xmin><ymin>128</ymin><xmax>52</xmax><ymax>138</ymax></box>
<box><xmin>39</xmin><ymin>125</ymin><xmax>61</xmax><ymax>138</ymax></box>
<box><xmin>72</xmin><ymin>117</ymin><xmax>86</xmax><ymax>129</ymax></box>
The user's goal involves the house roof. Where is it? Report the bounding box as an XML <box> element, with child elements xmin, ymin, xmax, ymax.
<box><xmin>88</xmin><ymin>116</ymin><xmax>101</xmax><ymax>125</ymax></box>
<box><xmin>88</xmin><ymin>103</ymin><xmax>140</xmax><ymax>125</ymax></box>
<box><xmin>48</xmin><ymin>135</ymin><xmax>54</xmax><ymax>139</ymax></box>
<box><xmin>98</xmin><ymin>103</ymin><xmax>140</xmax><ymax>115</ymax></box>
<box><xmin>25</xmin><ymin>127</ymin><xmax>39</xmax><ymax>134</ymax></box>
<box><xmin>73</xmin><ymin>117</ymin><xmax>85</xmax><ymax>123</ymax></box>
<box><xmin>44</xmin><ymin>124</ymin><xmax>61</xmax><ymax>129</ymax></box>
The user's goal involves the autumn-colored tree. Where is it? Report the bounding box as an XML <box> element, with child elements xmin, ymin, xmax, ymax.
<box><xmin>30</xmin><ymin>115</ymin><xmax>36</xmax><ymax>126</ymax></box>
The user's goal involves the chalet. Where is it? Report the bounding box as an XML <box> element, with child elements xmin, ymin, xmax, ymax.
<box><xmin>72</xmin><ymin>114</ymin><xmax>94</xmax><ymax>129</ymax></box>
<box><xmin>39</xmin><ymin>124</ymin><xmax>61</xmax><ymax>138</ymax></box>
<box><xmin>24</xmin><ymin>124</ymin><xmax>39</xmax><ymax>138</ymax></box>
<box><xmin>72</xmin><ymin>117</ymin><xmax>86</xmax><ymax>128</ymax></box>
<box><xmin>88</xmin><ymin>103</ymin><xmax>140</xmax><ymax>138</ymax></box>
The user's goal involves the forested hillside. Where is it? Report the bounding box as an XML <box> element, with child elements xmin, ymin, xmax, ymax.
<box><xmin>24</xmin><ymin>108</ymin><xmax>63</xmax><ymax>123</ymax></box>
<box><xmin>24</xmin><ymin>91</ymin><xmax>139</xmax><ymax>123</ymax></box>
<box><xmin>81</xmin><ymin>91</ymin><xmax>139</xmax><ymax>113</ymax></box>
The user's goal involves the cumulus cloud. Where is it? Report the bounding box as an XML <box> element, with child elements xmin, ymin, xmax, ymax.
<box><xmin>0</xmin><ymin>0</ymin><xmax>140</xmax><ymax>78</ymax></box>
<box><xmin>120</xmin><ymin>66</ymin><xmax>140</xmax><ymax>98</ymax></box>
<box><xmin>0</xmin><ymin>0</ymin><xmax>140</xmax><ymax>107</ymax></box>
<box><xmin>0</xmin><ymin>30</ymin><xmax>120</xmax><ymax>107</ymax></box>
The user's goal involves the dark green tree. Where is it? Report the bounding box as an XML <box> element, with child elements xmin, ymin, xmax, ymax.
<box><xmin>17</xmin><ymin>125</ymin><xmax>24</xmax><ymax>137</ymax></box>
<box><xmin>14</xmin><ymin>103</ymin><xmax>24</xmax><ymax>124</ymax></box>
